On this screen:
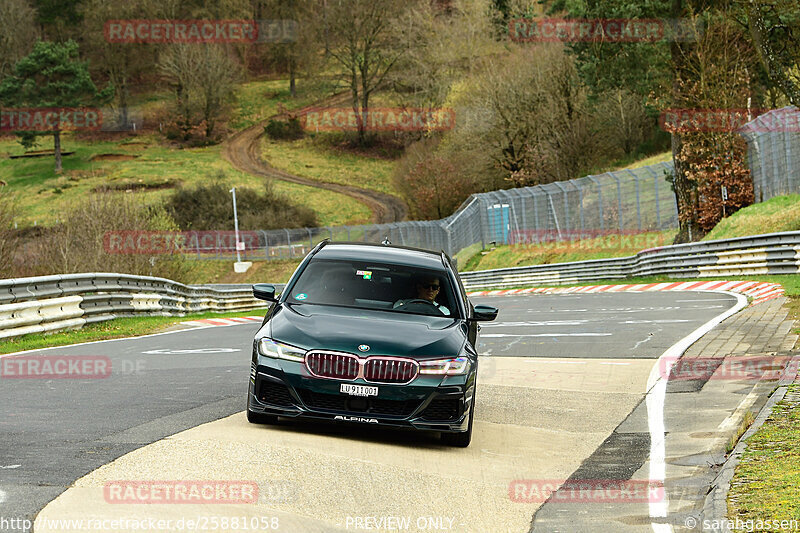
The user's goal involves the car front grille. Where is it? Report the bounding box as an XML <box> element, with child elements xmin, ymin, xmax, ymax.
<box><xmin>304</xmin><ymin>352</ymin><xmax>419</xmax><ymax>384</ymax></box>
<box><xmin>419</xmin><ymin>398</ymin><xmax>461</xmax><ymax>421</ymax></box>
<box><xmin>364</xmin><ymin>359</ymin><xmax>418</xmax><ymax>384</ymax></box>
<box><xmin>257</xmin><ymin>380</ymin><xmax>296</xmax><ymax>406</ymax></box>
<box><xmin>305</xmin><ymin>352</ymin><xmax>360</xmax><ymax>380</ymax></box>
<box><xmin>299</xmin><ymin>390</ymin><xmax>421</xmax><ymax>417</ymax></box>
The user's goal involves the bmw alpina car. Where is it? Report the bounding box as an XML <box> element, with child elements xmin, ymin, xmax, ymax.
<box><xmin>247</xmin><ymin>240</ymin><xmax>497</xmax><ymax>446</ymax></box>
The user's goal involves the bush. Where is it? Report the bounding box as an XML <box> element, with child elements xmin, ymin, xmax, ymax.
<box><xmin>393</xmin><ymin>138</ymin><xmax>478</xmax><ymax>220</ymax></box>
<box><xmin>11</xmin><ymin>193</ymin><xmax>194</xmax><ymax>281</ymax></box>
<box><xmin>164</xmin><ymin>180</ymin><xmax>318</xmax><ymax>231</ymax></box>
<box><xmin>0</xmin><ymin>189</ymin><xmax>19</xmax><ymax>278</ymax></box>
<box><xmin>264</xmin><ymin>117</ymin><xmax>305</xmax><ymax>141</ymax></box>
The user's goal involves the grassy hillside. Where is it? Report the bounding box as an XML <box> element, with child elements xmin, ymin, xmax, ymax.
<box><xmin>703</xmin><ymin>194</ymin><xmax>800</xmax><ymax>241</ymax></box>
<box><xmin>0</xmin><ymin>79</ymin><xmax>373</xmax><ymax>228</ymax></box>
<box><xmin>0</xmin><ymin>135</ymin><xmax>370</xmax><ymax>227</ymax></box>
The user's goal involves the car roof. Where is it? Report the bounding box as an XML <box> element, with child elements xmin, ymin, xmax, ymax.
<box><xmin>313</xmin><ymin>242</ymin><xmax>448</xmax><ymax>271</ymax></box>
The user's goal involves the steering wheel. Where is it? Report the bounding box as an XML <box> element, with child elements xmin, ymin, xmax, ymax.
<box><xmin>397</xmin><ymin>299</ymin><xmax>442</xmax><ymax>315</ymax></box>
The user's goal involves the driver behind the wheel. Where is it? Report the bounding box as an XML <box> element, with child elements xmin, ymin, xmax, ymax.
<box><xmin>393</xmin><ymin>274</ymin><xmax>449</xmax><ymax>315</ymax></box>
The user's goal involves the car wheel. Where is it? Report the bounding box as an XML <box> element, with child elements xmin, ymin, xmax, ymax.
<box><xmin>441</xmin><ymin>390</ymin><xmax>475</xmax><ymax>447</ymax></box>
<box><xmin>247</xmin><ymin>409</ymin><xmax>278</xmax><ymax>425</ymax></box>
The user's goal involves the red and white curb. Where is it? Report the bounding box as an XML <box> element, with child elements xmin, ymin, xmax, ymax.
<box><xmin>467</xmin><ymin>280</ymin><xmax>784</xmax><ymax>306</ymax></box>
<box><xmin>180</xmin><ymin>316</ymin><xmax>263</xmax><ymax>328</ymax></box>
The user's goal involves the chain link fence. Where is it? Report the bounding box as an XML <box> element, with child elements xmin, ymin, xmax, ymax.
<box><xmin>193</xmin><ymin>160</ymin><xmax>678</xmax><ymax>262</ymax></box>
<box><xmin>740</xmin><ymin>106</ymin><xmax>800</xmax><ymax>202</ymax></box>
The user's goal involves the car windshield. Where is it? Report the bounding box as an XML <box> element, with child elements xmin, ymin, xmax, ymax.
<box><xmin>285</xmin><ymin>259</ymin><xmax>457</xmax><ymax>318</ymax></box>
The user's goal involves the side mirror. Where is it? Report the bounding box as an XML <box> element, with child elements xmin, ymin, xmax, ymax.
<box><xmin>472</xmin><ymin>304</ymin><xmax>498</xmax><ymax>322</ymax></box>
<box><xmin>253</xmin><ymin>283</ymin><xmax>277</xmax><ymax>302</ymax></box>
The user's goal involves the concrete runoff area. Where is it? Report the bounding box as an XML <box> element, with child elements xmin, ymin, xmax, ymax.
<box><xmin>1</xmin><ymin>291</ymin><xmax>794</xmax><ymax>532</ymax></box>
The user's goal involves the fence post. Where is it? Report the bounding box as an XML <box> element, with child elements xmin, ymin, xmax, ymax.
<box><xmin>259</xmin><ymin>230</ymin><xmax>269</xmax><ymax>260</ymax></box>
<box><xmin>575</xmin><ymin>181</ymin><xmax>585</xmax><ymax>233</ymax></box>
<box><xmin>607</xmin><ymin>172</ymin><xmax>623</xmax><ymax>232</ymax></box>
<box><xmin>625</xmin><ymin>169</ymin><xmax>642</xmax><ymax>231</ymax></box>
<box><xmin>553</xmin><ymin>181</ymin><xmax>569</xmax><ymax>233</ymax></box>
<box><xmin>284</xmin><ymin>229</ymin><xmax>292</xmax><ymax>258</ymax></box>
<box><xmin>587</xmin><ymin>175</ymin><xmax>603</xmax><ymax>232</ymax></box>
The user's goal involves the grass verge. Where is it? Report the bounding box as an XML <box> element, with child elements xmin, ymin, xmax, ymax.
<box><xmin>0</xmin><ymin>309</ymin><xmax>267</xmax><ymax>355</ymax></box>
<box><xmin>462</xmin><ymin>230</ymin><xmax>677</xmax><ymax>271</ymax></box>
<box><xmin>727</xmin><ymin>384</ymin><xmax>800</xmax><ymax>529</ymax></box>
<box><xmin>185</xmin><ymin>259</ymin><xmax>301</xmax><ymax>285</ymax></box>
<box><xmin>262</xmin><ymin>135</ymin><xmax>398</xmax><ymax>196</ymax></box>
<box><xmin>704</xmin><ymin>194</ymin><xmax>800</xmax><ymax>241</ymax></box>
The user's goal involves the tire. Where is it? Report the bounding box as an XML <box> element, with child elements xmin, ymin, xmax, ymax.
<box><xmin>247</xmin><ymin>409</ymin><xmax>278</xmax><ymax>425</ymax></box>
<box><xmin>441</xmin><ymin>390</ymin><xmax>475</xmax><ymax>447</ymax></box>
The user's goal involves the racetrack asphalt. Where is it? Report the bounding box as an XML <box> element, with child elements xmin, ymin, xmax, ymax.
<box><xmin>0</xmin><ymin>291</ymin><xmax>739</xmax><ymax>531</ymax></box>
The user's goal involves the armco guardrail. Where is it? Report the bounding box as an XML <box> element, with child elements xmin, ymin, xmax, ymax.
<box><xmin>0</xmin><ymin>274</ymin><xmax>268</xmax><ymax>340</ymax></box>
<box><xmin>459</xmin><ymin>231</ymin><xmax>800</xmax><ymax>290</ymax></box>
<box><xmin>3</xmin><ymin>231</ymin><xmax>798</xmax><ymax>339</ymax></box>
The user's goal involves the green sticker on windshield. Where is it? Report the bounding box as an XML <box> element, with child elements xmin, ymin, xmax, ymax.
<box><xmin>296</xmin><ymin>293</ymin><xmax>308</xmax><ymax>300</ymax></box>
<box><xmin>356</xmin><ymin>270</ymin><xmax>372</xmax><ymax>279</ymax></box>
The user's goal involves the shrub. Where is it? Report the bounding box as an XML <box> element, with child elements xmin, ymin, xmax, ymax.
<box><xmin>12</xmin><ymin>193</ymin><xmax>194</xmax><ymax>282</ymax></box>
<box><xmin>264</xmin><ymin>117</ymin><xmax>305</xmax><ymax>140</ymax></box>
<box><xmin>0</xmin><ymin>189</ymin><xmax>19</xmax><ymax>278</ymax></box>
<box><xmin>164</xmin><ymin>180</ymin><xmax>318</xmax><ymax>231</ymax></box>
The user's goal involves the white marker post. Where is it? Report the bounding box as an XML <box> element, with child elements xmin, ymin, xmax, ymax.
<box><xmin>230</xmin><ymin>186</ymin><xmax>252</xmax><ymax>273</ymax></box>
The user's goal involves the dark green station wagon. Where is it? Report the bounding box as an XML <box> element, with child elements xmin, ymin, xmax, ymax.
<box><xmin>247</xmin><ymin>240</ymin><xmax>498</xmax><ymax>447</ymax></box>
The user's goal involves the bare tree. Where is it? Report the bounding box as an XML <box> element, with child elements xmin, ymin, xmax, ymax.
<box><xmin>80</xmin><ymin>0</ymin><xmax>153</xmax><ymax>129</ymax></box>
<box><xmin>322</xmin><ymin>0</ymin><xmax>413</xmax><ymax>144</ymax></box>
<box><xmin>392</xmin><ymin>0</ymin><xmax>502</xmax><ymax>109</ymax></box>
<box><xmin>0</xmin><ymin>0</ymin><xmax>38</xmax><ymax>80</ymax></box>
<box><xmin>159</xmin><ymin>44</ymin><xmax>241</xmax><ymax>140</ymax></box>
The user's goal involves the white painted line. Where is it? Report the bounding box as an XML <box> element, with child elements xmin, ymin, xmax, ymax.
<box><xmin>0</xmin><ymin>488</ymin><xmax>6</xmax><ymax>504</ymax></box>
<box><xmin>523</xmin><ymin>360</ymin><xmax>586</xmax><ymax>364</ymax></box>
<box><xmin>622</xmin><ymin>320</ymin><xmax>691</xmax><ymax>324</ymax></box>
<box><xmin>0</xmin><ymin>465</ymin><xmax>21</xmax><ymax>469</ymax></box>
<box><xmin>483</xmin><ymin>320</ymin><xmax>589</xmax><ymax>327</ymax></box>
<box><xmin>645</xmin><ymin>291</ymin><xmax>746</xmax><ymax>533</ymax></box>
<box><xmin>0</xmin><ymin>319</ymin><xmax>265</xmax><ymax>359</ymax></box>
<box><xmin>675</xmin><ymin>299</ymin><xmax>736</xmax><ymax>302</ymax></box>
<box><xmin>483</xmin><ymin>332</ymin><xmax>611</xmax><ymax>338</ymax></box>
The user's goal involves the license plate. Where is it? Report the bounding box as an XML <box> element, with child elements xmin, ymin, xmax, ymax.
<box><xmin>340</xmin><ymin>384</ymin><xmax>378</xmax><ymax>397</ymax></box>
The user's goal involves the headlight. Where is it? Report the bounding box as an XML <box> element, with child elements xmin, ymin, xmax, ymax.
<box><xmin>419</xmin><ymin>356</ymin><xmax>470</xmax><ymax>376</ymax></box>
<box><xmin>258</xmin><ymin>338</ymin><xmax>305</xmax><ymax>362</ymax></box>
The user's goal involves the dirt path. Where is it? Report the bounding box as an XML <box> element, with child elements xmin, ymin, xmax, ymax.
<box><xmin>223</xmin><ymin>93</ymin><xmax>407</xmax><ymax>224</ymax></box>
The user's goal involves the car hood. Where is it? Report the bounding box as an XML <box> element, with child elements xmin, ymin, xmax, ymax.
<box><xmin>265</xmin><ymin>303</ymin><xmax>466</xmax><ymax>358</ymax></box>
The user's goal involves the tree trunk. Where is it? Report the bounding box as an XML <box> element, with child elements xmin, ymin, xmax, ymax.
<box><xmin>668</xmin><ymin>0</ymin><xmax>702</xmax><ymax>244</ymax></box>
<box><xmin>54</xmin><ymin>129</ymin><xmax>62</xmax><ymax>174</ymax></box>
<box><xmin>289</xmin><ymin>56</ymin><xmax>297</xmax><ymax>98</ymax></box>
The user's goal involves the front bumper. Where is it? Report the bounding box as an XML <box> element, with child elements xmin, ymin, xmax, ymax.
<box><xmin>247</xmin><ymin>357</ymin><xmax>475</xmax><ymax>433</ymax></box>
